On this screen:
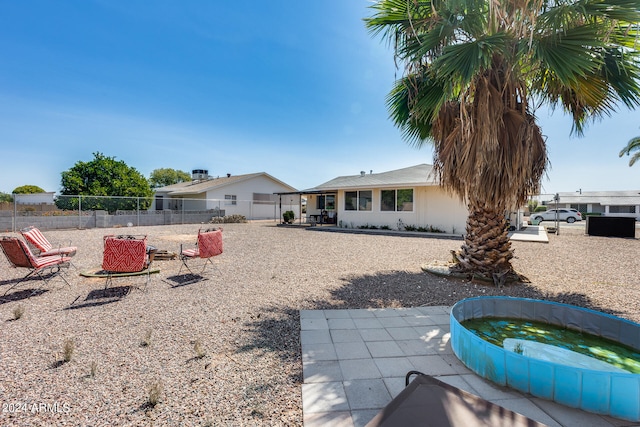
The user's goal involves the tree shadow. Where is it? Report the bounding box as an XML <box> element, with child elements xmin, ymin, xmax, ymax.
<box><xmin>236</xmin><ymin>269</ymin><xmax>625</xmax><ymax>387</ymax></box>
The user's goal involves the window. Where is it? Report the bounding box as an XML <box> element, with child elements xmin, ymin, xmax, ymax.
<box><xmin>609</xmin><ymin>205</ymin><xmax>636</xmax><ymax>214</ymax></box>
<box><xmin>253</xmin><ymin>193</ymin><xmax>274</xmax><ymax>204</ymax></box>
<box><xmin>381</xmin><ymin>190</ymin><xmax>395</xmax><ymax>211</ymax></box>
<box><xmin>358</xmin><ymin>191</ymin><xmax>372</xmax><ymax>211</ymax></box>
<box><xmin>317</xmin><ymin>195</ymin><xmax>335</xmax><ymax>210</ymax></box>
<box><xmin>225</xmin><ymin>194</ymin><xmax>237</xmax><ymax>205</ymax></box>
<box><xmin>381</xmin><ymin>189</ymin><xmax>413</xmax><ymax>212</ymax></box>
<box><xmin>570</xmin><ymin>204</ymin><xmax>588</xmax><ymax>212</ymax></box>
<box><xmin>345</xmin><ymin>190</ymin><xmax>371</xmax><ymax>211</ymax></box>
<box><xmin>397</xmin><ymin>189</ymin><xmax>413</xmax><ymax>211</ymax></box>
<box><xmin>345</xmin><ymin>192</ymin><xmax>357</xmax><ymax>211</ymax></box>
<box><xmin>325</xmin><ymin>195</ymin><xmax>335</xmax><ymax>210</ymax></box>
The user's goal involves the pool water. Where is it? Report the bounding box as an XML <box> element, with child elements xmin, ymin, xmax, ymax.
<box><xmin>462</xmin><ymin>317</ymin><xmax>640</xmax><ymax>374</ymax></box>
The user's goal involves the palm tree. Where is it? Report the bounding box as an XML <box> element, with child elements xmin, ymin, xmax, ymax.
<box><xmin>620</xmin><ymin>134</ymin><xmax>640</xmax><ymax>166</ymax></box>
<box><xmin>365</xmin><ymin>0</ymin><xmax>640</xmax><ymax>281</ymax></box>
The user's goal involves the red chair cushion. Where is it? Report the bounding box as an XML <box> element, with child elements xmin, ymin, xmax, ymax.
<box><xmin>102</xmin><ymin>236</ymin><xmax>148</xmax><ymax>273</ymax></box>
<box><xmin>197</xmin><ymin>229</ymin><xmax>223</xmax><ymax>258</ymax></box>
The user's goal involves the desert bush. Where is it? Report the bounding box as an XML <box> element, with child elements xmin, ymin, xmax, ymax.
<box><xmin>209</xmin><ymin>214</ymin><xmax>247</xmax><ymax>224</ymax></box>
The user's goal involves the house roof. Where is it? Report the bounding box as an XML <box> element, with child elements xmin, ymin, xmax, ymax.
<box><xmin>308</xmin><ymin>164</ymin><xmax>438</xmax><ymax>191</ymax></box>
<box><xmin>154</xmin><ymin>172</ymin><xmax>297</xmax><ymax>196</ymax></box>
<box><xmin>552</xmin><ymin>191</ymin><xmax>640</xmax><ymax>206</ymax></box>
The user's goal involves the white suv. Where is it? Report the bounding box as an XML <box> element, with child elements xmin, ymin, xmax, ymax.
<box><xmin>532</xmin><ymin>209</ymin><xmax>582</xmax><ymax>223</ymax></box>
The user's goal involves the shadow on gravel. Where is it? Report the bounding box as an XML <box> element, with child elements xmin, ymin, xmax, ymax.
<box><xmin>164</xmin><ymin>274</ymin><xmax>207</xmax><ymax>287</ymax></box>
<box><xmin>64</xmin><ymin>286</ymin><xmax>132</xmax><ymax>310</ymax></box>
<box><xmin>237</xmin><ymin>269</ymin><xmax>624</xmax><ymax>377</ymax></box>
<box><xmin>0</xmin><ymin>288</ymin><xmax>49</xmax><ymax>304</ymax></box>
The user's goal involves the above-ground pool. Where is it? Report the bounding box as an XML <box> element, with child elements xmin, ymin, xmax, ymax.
<box><xmin>450</xmin><ymin>297</ymin><xmax>640</xmax><ymax>422</ymax></box>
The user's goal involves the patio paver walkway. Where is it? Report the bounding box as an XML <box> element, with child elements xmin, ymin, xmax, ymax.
<box><xmin>300</xmin><ymin>306</ymin><xmax>635</xmax><ymax>427</ymax></box>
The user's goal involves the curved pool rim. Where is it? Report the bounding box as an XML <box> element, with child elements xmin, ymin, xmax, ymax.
<box><xmin>450</xmin><ymin>296</ymin><xmax>640</xmax><ymax>422</ymax></box>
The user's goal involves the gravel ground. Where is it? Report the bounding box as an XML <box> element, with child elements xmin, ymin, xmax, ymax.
<box><xmin>0</xmin><ymin>222</ymin><xmax>639</xmax><ymax>426</ymax></box>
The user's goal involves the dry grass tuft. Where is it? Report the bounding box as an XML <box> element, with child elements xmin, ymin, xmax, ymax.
<box><xmin>13</xmin><ymin>305</ymin><xmax>25</xmax><ymax>320</ymax></box>
<box><xmin>140</xmin><ymin>329</ymin><xmax>153</xmax><ymax>347</ymax></box>
<box><xmin>147</xmin><ymin>380</ymin><xmax>163</xmax><ymax>408</ymax></box>
<box><xmin>194</xmin><ymin>339</ymin><xmax>206</xmax><ymax>359</ymax></box>
<box><xmin>63</xmin><ymin>339</ymin><xmax>75</xmax><ymax>363</ymax></box>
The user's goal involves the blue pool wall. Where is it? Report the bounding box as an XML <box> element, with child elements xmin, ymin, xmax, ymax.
<box><xmin>450</xmin><ymin>296</ymin><xmax>640</xmax><ymax>422</ymax></box>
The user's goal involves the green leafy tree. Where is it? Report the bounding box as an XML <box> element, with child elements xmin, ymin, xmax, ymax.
<box><xmin>366</xmin><ymin>0</ymin><xmax>640</xmax><ymax>279</ymax></box>
<box><xmin>149</xmin><ymin>168</ymin><xmax>192</xmax><ymax>188</ymax></box>
<box><xmin>619</xmin><ymin>134</ymin><xmax>640</xmax><ymax>166</ymax></box>
<box><xmin>56</xmin><ymin>152</ymin><xmax>153</xmax><ymax>212</ymax></box>
<box><xmin>13</xmin><ymin>185</ymin><xmax>45</xmax><ymax>194</ymax></box>
<box><xmin>0</xmin><ymin>192</ymin><xmax>13</xmax><ymax>203</ymax></box>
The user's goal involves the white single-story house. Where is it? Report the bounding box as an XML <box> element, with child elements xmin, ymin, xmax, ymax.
<box><xmin>298</xmin><ymin>164</ymin><xmax>468</xmax><ymax>233</ymax></box>
<box><xmin>543</xmin><ymin>191</ymin><xmax>640</xmax><ymax>220</ymax></box>
<box><xmin>14</xmin><ymin>192</ymin><xmax>56</xmax><ymax>205</ymax></box>
<box><xmin>153</xmin><ymin>170</ymin><xmax>300</xmax><ymax>220</ymax></box>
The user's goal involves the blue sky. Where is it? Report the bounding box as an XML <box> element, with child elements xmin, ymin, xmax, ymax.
<box><xmin>1</xmin><ymin>1</ymin><xmax>639</xmax><ymax>197</ymax></box>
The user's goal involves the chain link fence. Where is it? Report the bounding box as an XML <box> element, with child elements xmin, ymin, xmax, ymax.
<box><xmin>0</xmin><ymin>195</ymin><xmax>287</xmax><ymax>232</ymax></box>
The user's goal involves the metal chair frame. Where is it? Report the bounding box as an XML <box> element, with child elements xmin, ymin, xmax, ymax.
<box><xmin>179</xmin><ymin>228</ymin><xmax>223</xmax><ymax>276</ymax></box>
<box><xmin>0</xmin><ymin>236</ymin><xmax>71</xmax><ymax>295</ymax></box>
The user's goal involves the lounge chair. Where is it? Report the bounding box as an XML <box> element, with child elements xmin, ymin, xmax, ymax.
<box><xmin>102</xmin><ymin>235</ymin><xmax>152</xmax><ymax>289</ymax></box>
<box><xmin>366</xmin><ymin>372</ymin><xmax>547</xmax><ymax>427</ymax></box>
<box><xmin>20</xmin><ymin>226</ymin><xmax>77</xmax><ymax>258</ymax></box>
<box><xmin>179</xmin><ymin>228</ymin><xmax>223</xmax><ymax>276</ymax></box>
<box><xmin>0</xmin><ymin>236</ymin><xmax>71</xmax><ymax>295</ymax></box>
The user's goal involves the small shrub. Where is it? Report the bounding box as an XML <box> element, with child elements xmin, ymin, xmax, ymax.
<box><xmin>282</xmin><ymin>210</ymin><xmax>295</xmax><ymax>224</ymax></box>
<box><xmin>534</xmin><ymin>206</ymin><xmax>547</xmax><ymax>212</ymax></box>
<box><xmin>380</xmin><ymin>225</ymin><xmax>391</xmax><ymax>230</ymax></box>
<box><xmin>63</xmin><ymin>339</ymin><xmax>75</xmax><ymax>362</ymax></box>
<box><xmin>13</xmin><ymin>305</ymin><xmax>25</xmax><ymax>320</ymax></box>
<box><xmin>404</xmin><ymin>224</ymin><xmax>417</xmax><ymax>231</ymax></box>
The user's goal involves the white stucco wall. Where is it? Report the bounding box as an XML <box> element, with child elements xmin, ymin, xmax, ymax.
<box><xmin>320</xmin><ymin>186</ymin><xmax>467</xmax><ymax>233</ymax></box>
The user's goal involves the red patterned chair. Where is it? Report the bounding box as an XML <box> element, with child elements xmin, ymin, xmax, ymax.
<box><xmin>102</xmin><ymin>235</ymin><xmax>151</xmax><ymax>288</ymax></box>
<box><xmin>0</xmin><ymin>236</ymin><xmax>71</xmax><ymax>295</ymax></box>
<box><xmin>20</xmin><ymin>226</ymin><xmax>77</xmax><ymax>258</ymax></box>
<box><xmin>179</xmin><ymin>228</ymin><xmax>223</xmax><ymax>276</ymax></box>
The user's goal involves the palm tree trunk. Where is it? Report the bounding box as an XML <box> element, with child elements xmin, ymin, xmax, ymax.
<box><xmin>453</xmin><ymin>203</ymin><xmax>513</xmax><ymax>277</ymax></box>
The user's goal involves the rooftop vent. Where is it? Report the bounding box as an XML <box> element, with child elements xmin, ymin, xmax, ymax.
<box><xmin>360</xmin><ymin>171</ymin><xmax>366</xmax><ymax>177</ymax></box>
<box><xmin>192</xmin><ymin>169</ymin><xmax>209</xmax><ymax>181</ymax></box>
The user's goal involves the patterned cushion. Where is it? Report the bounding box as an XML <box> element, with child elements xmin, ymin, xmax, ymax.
<box><xmin>102</xmin><ymin>236</ymin><xmax>148</xmax><ymax>273</ymax></box>
<box><xmin>22</xmin><ymin>226</ymin><xmax>77</xmax><ymax>257</ymax></box>
<box><xmin>21</xmin><ymin>227</ymin><xmax>52</xmax><ymax>252</ymax></box>
<box><xmin>197</xmin><ymin>229</ymin><xmax>223</xmax><ymax>258</ymax></box>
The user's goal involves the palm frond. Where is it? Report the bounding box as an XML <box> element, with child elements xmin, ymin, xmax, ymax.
<box><xmin>619</xmin><ymin>135</ymin><xmax>640</xmax><ymax>166</ymax></box>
